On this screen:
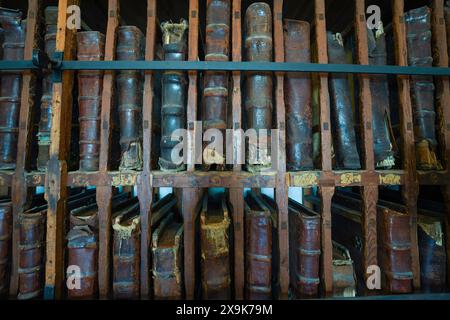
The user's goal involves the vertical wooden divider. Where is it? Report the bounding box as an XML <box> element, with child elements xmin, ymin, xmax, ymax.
<box><xmin>10</xmin><ymin>0</ymin><xmax>40</xmax><ymax>298</ymax></box>
<box><xmin>97</xmin><ymin>0</ymin><xmax>120</xmax><ymax>299</ymax></box>
<box><xmin>45</xmin><ymin>0</ymin><xmax>79</xmax><ymax>299</ymax></box>
<box><xmin>392</xmin><ymin>0</ymin><xmax>421</xmax><ymax>289</ymax></box>
<box><xmin>314</xmin><ymin>0</ymin><xmax>334</xmax><ymax>295</ymax></box>
<box><xmin>354</xmin><ymin>0</ymin><xmax>378</xmax><ymax>290</ymax></box>
<box><xmin>230</xmin><ymin>0</ymin><xmax>244</xmax><ymax>300</ymax></box>
<box><xmin>138</xmin><ymin>0</ymin><xmax>157</xmax><ymax>299</ymax></box>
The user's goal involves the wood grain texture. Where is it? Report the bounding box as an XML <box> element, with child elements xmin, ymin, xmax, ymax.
<box><xmin>319</xmin><ymin>186</ymin><xmax>334</xmax><ymax>295</ymax></box>
<box><xmin>232</xmin><ymin>0</ymin><xmax>242</xmax><ymax>171</ymax></box>
<box><xmin>228</xmin><ymin>188</ymin><xmax>244</xmax><ymax>299</ymax></box>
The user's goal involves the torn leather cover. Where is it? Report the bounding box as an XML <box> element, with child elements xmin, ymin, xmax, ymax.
<box><xmin>284</xmin><ymin>19</ymin><xmax>313</xmax><ymax>171</ymax></box>
<box><xmin>37</xmin><ymin>7</ymin><xmax>58</xmax><ymax>171</ymax></box>
<box><xmin>0</xmin><ymin>199</ymin><xmax>12</xmax><ymax>297</ymax></box>
<box><xmin>200</xmin><ymin>193</ymin><xmax>231</xmax><ymax>300</ymax></box>
<box><xmin>202</xmin><ymin>0</ymin><xmax>230</xmax><ymax>170</ymax></box>
<box><xmin>77</xmin><ymin>31</ymin><xmax>105</xmax><ymax>171</ymax></box>
<box><xmin>327</xmin><ymin>32</ymin><xmax>361</xmax><ymax>169</ymax></box>
<box><xmin>116</xmin><ymin>26</ymin><xmax>144</xmax><ymax>171</ymax></box>
<box><xmin>244</xmin><ymin>3</ymin><xmax>273</xmax><ymax>172</ymax></box>
<box><xmin>152</xmin><ymin>211</ymin><xmax>184</xmax><ymax>300</ymax></box>
<box><xmin>159</xmin><ymin>20</ymin><xmax>188</xmax><ymax>172</ymax></box>
<box><xmin>288</xmin><ymin>199</ymin><xmax>320</xmax><ymax>298</ymax></box>
<box><xmin>0</xmin><ymin>8</ymin><xmax>26</xmax><ymax>170</ymax></box>
<box><xmin>405</xmin><ymin>6</ymin><xmax>441</xmax><ymax>170</ymax></box>
<box><xmin>332</xmin><ymin>241</ymin><xmax>356</xmax><ymax>298</ymax></box>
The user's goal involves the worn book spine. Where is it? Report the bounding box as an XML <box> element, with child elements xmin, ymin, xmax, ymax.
<box><xmin>0</xmin><ymin>8</ymin><xmax>26</xmax><ymax>170</ymax></box>
<box><xmin>0</xmin><ymin>201</ymin><xmax>12</xmax><ymax>296</ymax></box>
<box><xmin>245</xmin><ymin>3</ymin><xmax>273</xmax><ymax>172</ymax></box>
<box><xmin>159</xmin><ymin>20</ymin><xmax>188</xmax><ymax>172</ymax></box>
<box><xmin>446</xmin><ymin>2</ymin><xmax>450</xmax><ymax>57</ymax></box>
<box><xmin>367</xmin><ymin>23</ymin><xmax>395</xmax><ymax>169</ymax></box>
<box><xmin>200</xmin><ymin>194</ymin><xmax>231</xmax><ymax>300</ymax></box>
<box><xmin>284</xmin><ymin>19</ymin><xmax>313</xmax><ymax>171</ymax></box>
<box><xmin>332</xmin><ymin>241</ymin><xmax>357</xmax><ymax>297</ymax></box>
<box><xmin>37</xmin><ymin>7</ymin><xmax>58</xmax><ymax>171</ymax></box>
<box><xmin>202</xmin><ymin>0</ymin><xmax>230</xmax><ymax>170</ymax></box>
<box><xmin>405</xmin><ymin>6</ymin><xmax>441</xmax><ymax>170</ymax></box>
<box><xmin>77</xmin><ymin>31</ymin><xmax>105</xmax><ymax>171</ymax></box>
<box><xmin>18</xmin><ymin>211</ymin><xmax>46</xmax><ymax>300</ymax></box>
<box><xmin>112</xmin><ymin>204</ymin><xmax>141</xmax><ymax>299</ymax></box>
<box><xmin>116</xmin><ymin>26</ymin><xmax>144</xmax><ymax>171</ymax></box>
<box><xmin>327</xmin><ymin>32</ymin><xmax>361</xmax><ymax>169</ymax></box>
<box><xmin>152</xmin><ymin>212</ymin><xmax>184</xmax><ymax>299</ymax></box>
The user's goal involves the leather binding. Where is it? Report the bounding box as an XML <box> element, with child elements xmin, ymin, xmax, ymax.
<box><xmin>37</xmin><ymin>7</ymin><xmax>58</xmax><ymax>171</ymax></box>
<box><xmin>116</xmin><ymin>26</ymin><xmax>144</xmax><ymax>171</ymax></box>
<box><xmin>405</xmin><ymin>7</ymin><xmax>441</xmax><ymax>170</ymax></box>
<box><xmin>288</xmin><ymin>199</ymin><xmax>320</xmax><ymax>298</ymax></box>
<box><xmin>112</xmin><ymin>202</ymin><xmax>140</xmax><ymax>299</ymax></box>
<box><xmin>367</xmin><ymin>23</ymin><xmax>395</xmax><ymax>169</ymax></box>
<box><xmin>284</xmin><ymin>19</ymin><xmax>313</xmax><ymax>171</ymax></box>
<box><xmin>159</xmin><ymin>20</ymin><xmax>188</xmax><ymax>172</ymax></box>
<box><xmin>332</xmin><ymin>241</ymin><xmax>357</xmax><ymax>298</ymax></box>
<box><xmin>446</xmin><ymin>2</ymin><xmax>450</xmax><ymax>56</ymax></box>
<box><xmin>200</xmin><ymin>193</ymin><xmax>231</xmax><ymax>300</ymax></box>
<box><xmin>152</xmin><ymin>211</ymin><xmax>184</xmax><ymax>300</ymax></box>
<box><xmin>77</xmin><ymin>32</ymin><xmax>105</xmax><ymax>171</ymax></box>
<box><xmin>245</xmin><ymin>3</ymin><xmax>273</xmax><ymax>172</ymax></box>
<box><xmin>0</xmin><ymin>8</ymin><xmax>26</xmax><ymax>170</ymax></box>
<box><xmin>244</xmin><ymin>191</ymin><xmax>275</xmax><ymax>300</ymax></box>
<box><xmin>0</xmin><ymin>199</ymin><xmax>12</xmax><ymax>297</ymax></box>
<box><xmin>327</xmin><ymin>32</ymin><xmax>361</xmax><ymax>169</ymax></box>
<box><xmin>202</xmin><ymin>0</ymin><xmax>230</xmax><ymax>170</ymax></box>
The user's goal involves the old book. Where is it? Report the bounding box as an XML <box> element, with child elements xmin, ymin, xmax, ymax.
<box><xmin>77</xmin><ymin>31</ymin><xmax>105</xmax><ymax>171</ymax></box>
<box><xmin>327</xmin><ymin>32</ymin><xmax>361</xmax><ymax>170</ymax></box>
<box><xmin>0</xmin><ymin>199</ymin><xmax>12</xmax><ymax>297</ymax></box>
<box><xmin>405</xmin><ymin>6</ymin><xmax>441</xmax><ymax>170</ymax></box>
<box><xmin>116</xmin><ymin>26</ymin><xmax>144</xmax><ymax>171</ymax></box>
<box><xmin>200</xmin><ymin>193</ymin><xmax>231</xmax><ymax>300</ymax></box>
<box><xmin>245</xmin><ymin>3</ymin><xmax>273</xmax><ymax>172</ymax></box>
<box><xmin>332</xmin><ymin>241</ymin><xmax>357</xmax><ymax>298</ymax></box>
<box><xmin>284</xmin><ymin>19</ymin><xmax>313</xmax><ymax>171</ymax></box>
<box><xmin>152</xmin><ymin>211</ymin><xmax>184</xmax><ymax>300</ymax></box>
<box><xmin>446</xmin><ymin>2</ymin><xmax>450</xmax><ymax>57</ymax></box>
<box><xmin>37</xmin><ymin>7</ymin><xmax>58</xmax><ymax>171</ymax></box>
<box><xmin>0</xmin><ymin>8</ymin><xmax>26</xmax><ymax>170</ymax></box>
<box><xmin>159</xmin><ymin>20</ymin><xmax>188</xmax><ymax>172</ymax></box>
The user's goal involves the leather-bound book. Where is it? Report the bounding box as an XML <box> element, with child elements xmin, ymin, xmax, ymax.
<box><xmin>245</xmin><ymin>3</ymin><xmax>273</xmax><ymax>172</ymax></box>
<box><xmin>367</xmin><ymin>23</ymin><xmax>395</xmax><ymax>169</ymax></box>
<box><xmin>159</xmin><ymin>20</ymin><xmax>188</xmax><ymax>172</ymax></box>
<box><xmin>77</xmin><ymin>31</ymin><xmax>105</xmax><ymax>171</ymax></box>
<box><xmin>152</xmin><ymin>211</ymin><xmax>184</xmax><ymax>300</ymax></box>
<box><xmin>332</xmin><ymin>241</ymin><xmax>357</xmax><ymax>298</ymax></box>
<box><xmin>327</xmin><ymin>32</ymin><xmax>361</xmax><ymax>170</ymax></box>
<box><xmin>200</xmin><ymin>193</ymin><xmax>231</xmax><ymax>300</ymax></box>
<box><xmin>112</xmin><ymin>202</ymin><xmax>140</xmax><ymax>299</ymax></box>
<box><xmin>446</xmin><ymin>2</ymin><xmax>450</xmax><ymax>56</ymax></box>
<box><xmin>0</xmin><ymin>199</ymin><xmax>12</xmax><ymax>297</ymax></box>
<box><xmin>116</xmin><ymin>26</ymin><xmax>144</xmax><ymax>171</ymax></box>
<box><xmin>0</xmin><ymin>8</ymin><xmax>26</xmax><ymax>170</ymax></box>
<box><xmin>405</xmin><ymin>6</ymin><xmax>441</xmax><ymax>170</ymax></box>
<box><xmin>244</xmin><ymin>191</ymin><xmax>275</xmax><ymax>300</ymax></box>
<box><xmin>284</xmin><ymin>19</ymin><xmax>313</xmax><ymax>171</ymax></box>
<box><xmin>37</xmin><ymin>7</ymin><xmax>58</xmax><ymax>171</ymax></box>
<box><xmin>288</xmin><ymin>199</ymin><xmax>320</xmax><ymax>298</ymax></box>
<box><xmin>202</xmin><ymin>0</ymin><xmax>230</xmax><ymax>170</ymax></box>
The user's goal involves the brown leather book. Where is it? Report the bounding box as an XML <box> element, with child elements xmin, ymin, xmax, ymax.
<box><xmin>332</xmin><ymin>241</ymin><xmax>357</xmax><ymax>298</ymax></box>
<box><xmin>288</xmin><ymin>199</ymin><xmax>320</xmax><ymax>298</ymax></box>
<box><xmin>152</xmin><ymin>211</ymin><xmax>184</xmax><ymax>300</ymax></box>
<box><xmin>202</xmin><ymin>0</ymin><xmax>230</xmax><ymax>170</ymax></box>
<box><xmin>245</xmin><ymin>3</ymin><xmax>273</xmax><ymax>172</ymax></box>
<box><xmin>77</xmin><ymin>31</ymin><xmax>105</xmax><ymax>171</ymax></box>
<box><xmin>446</xmin><ymin>2</ymin><xmax>450</xmax><ymax>56</ymax></box>
<box><xmin>0</xmin><ymin>8</ymin><xmax>26</xmax><ymax>170</ymax></box>
<box><xmin>405</xmin><ymin>6</ymin><xmax>441</xmax><ymax>170</ymax></box>
<box><xmin>244</xmin><ymin>191</ymin><xmax>276</xmax><ymax>300</ymax></box>
<box><xmin>37</xmin><ymin>6</ymin><xmax>58</xmax><ymax>171</ymax></box>
<box><xmin>0</xmin><ymin>199</ymin><xmax>12</xmax><ymax>297</ymax></box>
<box><xmin>116</xmin><ymin>26</ymin><xmax>144</xmax><ymax>171</ymax></box>
<box><xmin>200</xmin><ymin>193</ymin><xmax>231</xmax><ymax>300</ymax></box>
<box><xmin>284</xmin><ymin>19</ymin><xmax>313</xmax><ymax>171</ymax></box>
<box><xmin>327</xmin><ymin>32</ymin><xmax>361</xmax><ymax>170</ymax></box>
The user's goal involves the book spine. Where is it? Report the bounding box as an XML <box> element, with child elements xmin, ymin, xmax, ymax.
<box><xmin>0</xmin><ymin>202</ymin><xmax>12</xmax><ymax>296</ymax></box>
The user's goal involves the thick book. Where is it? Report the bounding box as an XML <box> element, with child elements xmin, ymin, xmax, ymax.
<box><xmin>0</xmin><ymin>199</ymin><xmax>12</xmax><ymax>297</ymax></box>
<box><xmin>332</xmin><ymin>241</ymin><xmax>357</xmax><ymax>298</ymax></box>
